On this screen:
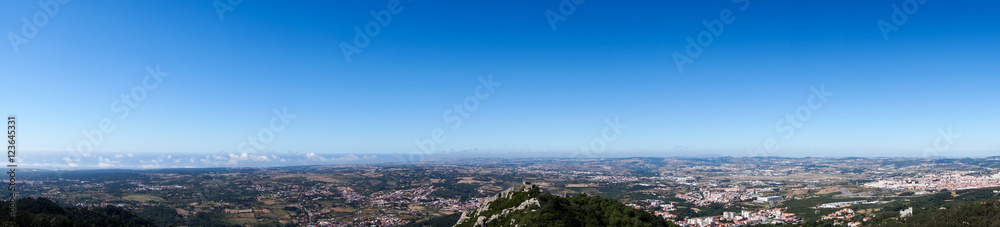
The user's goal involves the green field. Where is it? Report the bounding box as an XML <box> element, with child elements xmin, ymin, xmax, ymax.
<box><xmin>123</xmin><ymin>194</ymin><xmax>166</xmax><ymax>202</ymax></box>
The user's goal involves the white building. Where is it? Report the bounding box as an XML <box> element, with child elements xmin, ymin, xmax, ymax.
<box><xmin>755</xmin><ymin>196</ymin><xmax>783</xmax><ymax>203</ymax></box>
<box><xmin>900</xmin><ymin>207</ymin><xmax>913</xmax><ymax>218</ymax></box>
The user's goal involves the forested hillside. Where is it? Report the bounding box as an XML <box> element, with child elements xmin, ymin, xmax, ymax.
<box><xmin>454</xmin><ymin>184</ymin><xmax>676</xmax><ymax>227</ymax></box>
<box><xmin>0</xmin><ymin>197</ymin><xmax>153</xmax><ymax>227</ymax></box>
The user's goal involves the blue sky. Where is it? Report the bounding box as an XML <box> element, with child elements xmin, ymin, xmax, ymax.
<box><xmin>2</xmin><ymin>0</ymin><xmax>999</xmax><ymax>168</ymax></box>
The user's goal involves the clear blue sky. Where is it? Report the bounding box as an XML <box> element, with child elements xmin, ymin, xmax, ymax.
<box><xmin>2</xmin><ymin>0</ymin><xmax>999</xmax><ymax>167</ymax></box>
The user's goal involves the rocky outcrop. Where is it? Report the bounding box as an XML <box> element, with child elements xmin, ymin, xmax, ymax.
<box><xmin>455</xmin><ymin>184</ymin><xmax>540</xmax><ymax>227</ymax></box>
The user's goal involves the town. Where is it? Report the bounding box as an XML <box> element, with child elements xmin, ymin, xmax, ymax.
<box><xmin>14</xmin><ymin>156</ymin><xmax>1000</xmax><ymax>226</ymax></box>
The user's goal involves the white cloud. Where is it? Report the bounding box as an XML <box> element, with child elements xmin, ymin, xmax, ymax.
<box><xmin>62</xmin><ymin>157</ymin><xmax>78</xmax><ymax>168</ymax></box>
<box><xmin>96</xmin><ymin>156</ymin><xmax>118</xmax><ymax>168</ymax></box>
<box><xmin>223</xmin><ymin>153</ymin><xmax>275</xmax><ymax>164</ymax></box>
<box><xmin>304</xmin><ymin>153</ymin><xmax>364</xmax><ymax>162</ymax></box>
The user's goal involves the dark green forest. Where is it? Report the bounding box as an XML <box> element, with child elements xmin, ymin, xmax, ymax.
<box><xmin>0</xmin><ymin>197</ymin><xmax>245</xmax><ymax>227</ymax></box>
<box><xmin>0</xmin><ymin>197</ymin><xmax>153</xmax><ymax>227</ymax></box>
<box><xmin>868</xmin><ymin>200</ymin><xmax>1000</xmax><ymax>227</ymax></box>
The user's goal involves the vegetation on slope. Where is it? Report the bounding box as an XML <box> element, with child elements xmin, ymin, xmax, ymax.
<box><xmin>0</xmin><ymin>197</ymin><xmax>154</xmax><ymax>227</ymax></box>
<box><xmin>455</xmin><ymin>185</ymin><xmax>677</xmax><ymax>227</ymax></box>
